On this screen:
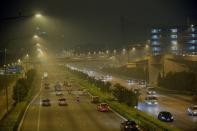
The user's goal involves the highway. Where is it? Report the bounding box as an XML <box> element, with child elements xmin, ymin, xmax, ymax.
<box><xmin>69</xmin><ymin>61</ymin><xmax>197</xmax><ymax>131</ymax></box>
<box><xmin>18</xmin><ymin>64</ymin><xmax>124</xmax><ymax>131</ymax></box>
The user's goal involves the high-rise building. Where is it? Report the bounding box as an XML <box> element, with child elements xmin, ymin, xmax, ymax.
<box><xmin>150</xmin><ymin>25</ymin><xmax>197</xmax><ymax>55</ymax></box>
<box><xmin>186</xmin><ymin>25</ymin><xmax>197</xmax><ymax>54</ymax></box>
<box><xmin>150</xmin><ymin>28</ymin><xmax>162</xmax><ymax>55</ymax></box>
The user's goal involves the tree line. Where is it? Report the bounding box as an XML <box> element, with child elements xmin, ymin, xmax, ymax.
<box><xmin>68</xmin><ymin>68</ymin><xmax>139</xmax><ymax>107</ymax></box>
<box><xmin>12</xmin><ymin>69</ymin><xmax>36</xmax><ymax>103</ymax></box>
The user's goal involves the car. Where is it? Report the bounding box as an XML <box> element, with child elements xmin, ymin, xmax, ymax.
<box><xmin>187</xmin><ymin>105</ymin><xmax>197</xmax><ymax>116</ymax></box>
<box><xmin>146</xmin><ymin>87</ymin><xmax>156</xmax><ymax>95</ymax></box>
<box><xmin>133</xmin><ymin>88</ymin><xmax>140</xmax><ymax>93</ymax></box>
<box><xmin>97</xmin><ymin>103</ymin><xmax>110</xmax><ymax>112</ymax></box>
<box><xmin>158</xmin><ymin>111</ymin><xmax>174</xmax><ymax>122</ymax></box>
<box><xmin>56</xmin><ymin>91</ymin><xmax>63</xmax><ymax>96</ymax></box>
<box><xmin>144</xmin><ymin>96</ymin><xmax>158</xmax><ymax>105</ymax></box>
<box><xmin>42</xmin><ymin>99</ymin><xmax>51</xmax><ymax>106</ymax></box>
<box><xmin>58</xmin><ymin>98</ymin><xmax>67</xmax><ymax>106</ymax></box>
<box><xmin>120</xmin><ymin>120</ymin><xmax>140</xmax><ymax>131</ymax></box>
<box><xmin>127</xmin><ymin>79</ymin><xmax>138</xmax><ymax>85</ymax></box>
<box><xmin>138</xmin><ymin>80</ymin><xmax>146</xmax><ymax>88</ymax></box>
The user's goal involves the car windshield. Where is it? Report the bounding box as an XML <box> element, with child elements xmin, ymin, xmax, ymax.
<box><xmin>192</xmin><ymin>106</ymin><xmax>197</xmax><ymax>110</ymax></box>
<box><xmin>147</xmin><ymin>96</ymin><xmax>157</xmax><ymax>100</ymax></box>
<box><xmin>101</xmin><ymin>103</ymin><xmax>108</xmax><ymax>107</ymax></box>
<box><xmin>43</xmin><ymin>99</ymin><xmax>49</xmax><ymax>102</ymax></box>
<box><xmin>126</xmin><ymin>121</ymin><xmax>136</xmax><ymax>126</ymax></box>
<box><xmin>148</xmin><ymin>88</ymin><xmax>155</xmax><ymax>91</ymax></box>
<box><xmin>162</xmin><ymin>112</ymin><xmax>172</xmax><ymax>117</ymax></box>
<box><xmin>59</xmin><ymin>98</ymin><xmax>66</xmax><ymax>101</ymax></box>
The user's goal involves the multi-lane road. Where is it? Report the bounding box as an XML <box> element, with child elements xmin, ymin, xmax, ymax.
<box><xmin>69</xmin><ymin>61</ymin><xmax>197</xmax><ymax>131</ymax></box>
<box><xmin>18</xmin><ymin>64</ymin><xmax>124</xmax><ymax>131</ymax></box>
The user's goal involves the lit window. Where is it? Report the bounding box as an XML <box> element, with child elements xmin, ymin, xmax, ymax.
<box><xmin>151</xmin><ymin>29</ymin><xmax>161</xmax><ymax>33</ymax></box>
<box><xmin>170</xmin><ymin>35</ymin><xmax>177</xmax><ymax>39</ymax></box>
<box><xmin>188</xmin><ymin>40</ymin><xmax>197</xmax><ymax>44</ymax></box>
<box><xmin>189</xmin><ymin>46</ymin><xmax>195</xmax><ymax>50</ymax></box>
<box><xmin>152</xmin><ymin>35</ymin><xmax>159</xmax><ymax>39</ymax></box>
<box><xmin>191</xmin><ymin>28</ymin><xmax>196</xmax><ymax>32</ymax></box>
<box><xmin>151</xmin><ymin>41</ymin><xmax>160</xmax><ymax>45</ymax></box>
<box><xmin>171</xmin><ymin>41</ymin><xmax>177</xmax><ymax>45</ymax></box>
<box><xmin>152</xmin><ymin>47</ymin><xmax>161</xmax><ymax>52</ymax></box>
<box><xmin>191</xmin><ymin>34</ymin><xmax>197</xmax><ymax>38</ymax></box>
<box><xmin>171</xmin><ymin>29</ymin><xmax>177</xmax><ymax>33</ymax></box>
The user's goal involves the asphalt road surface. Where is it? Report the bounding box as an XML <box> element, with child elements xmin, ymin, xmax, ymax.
<box><xmin>69</xmin><ymin>61</ymin><xmax>197</xmax><ymax>131</ymax></box>
<box><xmin>18</xmin><ymin>64</ymin><xmax>124</xmax><ymax>131</ymax></box>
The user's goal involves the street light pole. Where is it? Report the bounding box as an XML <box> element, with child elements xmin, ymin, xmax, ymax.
<box><xmin>4</xmin><ymin>48</ymin><xmax>9</xmax><ymax>114</ymax></box>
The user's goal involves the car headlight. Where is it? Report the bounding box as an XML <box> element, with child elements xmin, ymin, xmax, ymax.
<box><xmin>147</xmin><ymin>102</ymin><xmax>152</xmax><ymax>105</ymax></box>
<box><xmin>171</xmin><ymin>116</ymin><xmax>174</xmax><ymax>119</ymax></box>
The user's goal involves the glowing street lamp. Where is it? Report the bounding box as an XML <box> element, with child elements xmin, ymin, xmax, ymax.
<box><xmin>35</xmin><ymin>13</ymin><xmax>42</xmax><ymax>18</ymax></box>
<box><xmin>113</xmin><ymin>49</ymin><xmax>117</xmax><ymax>54</ymax></box>
<box><xmin>36</xmin><ymin>43</ymin><xmax>41</xmax><ymax>47</ymax></box>
<box><xmin>26</xmin><ymin>54</ymin><xmax>29</xmax><ymax>58</ymax></box>
<box><xmin>106</xmin><ymin>50</ymin><xmax>109</xmax><ymax>54</ymax></box>
<box><xmin>122</xmin><ymin>48</ymin><xmax>126</xmax><ymax>55</ymax></box>
<box><xmin>34</xmin><ymin>35</ymin><xmax>38</xmax><ymax>39</ymax></box>
<box><xmin>18</xmin><ymin>59</ymin><xmax>21</xmax><ymax>64</ymax></box>
<box><xmin>145</xmin><ymin>44</ymin><xmax>149</xmax><ymax>49</ymax></box>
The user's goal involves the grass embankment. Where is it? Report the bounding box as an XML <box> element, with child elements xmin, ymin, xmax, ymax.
<box><xmin>0</xmin><ymin>75</ymin><xmax>19</xmax><ymax>91</ymax></box>
<box><xmin>0</xmin><ymin>70</ymin><xmax>39</xmax><ymax>131</ymax></box>
<box><xmin>63</xmin><ymin>67</ymin><xmax>180</xmax><ymax>131</ymax></box>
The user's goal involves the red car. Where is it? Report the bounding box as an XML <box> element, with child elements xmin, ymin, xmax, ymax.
<box><xmin>97</xmin><ymin>103</ymin><xmax>110</xmax><ymax>112</ymax></box>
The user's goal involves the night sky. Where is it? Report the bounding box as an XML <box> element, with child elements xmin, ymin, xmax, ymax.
<box><xmin>0</xmin><ymin>0</ymin><xmax>197</xmax><ymax>53</ymax></box>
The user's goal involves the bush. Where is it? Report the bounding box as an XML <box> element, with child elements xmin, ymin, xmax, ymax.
<box><xmin>112</xmin><ymin>83</ymin><xmax>138</xmax><ymax>106</ymax></box>
<box><xmin>13</xmin><ymin>78</ymin><xmax>28</xmax><ymax>103</ymax></box>
<box><xmin>12</xmin><ymin>69</ymin><xmax>36</xmax><ymax>103</ymax></box>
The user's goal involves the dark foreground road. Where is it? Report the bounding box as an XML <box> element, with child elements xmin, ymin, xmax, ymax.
<box><xmin>18</xmin><ymin>64</ymin><xmax>123</xmax><ymax>131</ymax></box>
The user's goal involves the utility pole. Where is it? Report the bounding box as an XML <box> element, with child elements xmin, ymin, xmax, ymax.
<box><xmin>4</xmin><ymin>48</ymin><xmax>9</xmax><ymax>114</ymax></box>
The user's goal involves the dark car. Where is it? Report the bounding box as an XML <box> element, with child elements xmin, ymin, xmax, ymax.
<box><xmin>158</xmin><ymin>111</ymin><xmax>174</xmax><ymax>122</ymax></box>
<box><xmin>42</xmin><ymin>99</ymin><xmax>51</xmax><ymax>106</ymax></box>
<box><xmin>120</xmin><ymin>120</ymin><xmax>139</xmax><ymax>131</ymax></box>
<box><xmin>58</xmin><ymin>98</ymin><xmax>67</xmax><ymax>106</ymax></box>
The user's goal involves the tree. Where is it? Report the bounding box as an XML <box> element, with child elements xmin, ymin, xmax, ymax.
<box><xmin>12</xmin><ymin>78</ymin><xmax>28</xmax><ymax>103</ymax></box>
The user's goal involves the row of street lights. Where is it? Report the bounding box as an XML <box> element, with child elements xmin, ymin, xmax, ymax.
<box><xmin>2</xmin><ymin>12</ymin><xmax>42</xmax><ymax>115</ymax></box>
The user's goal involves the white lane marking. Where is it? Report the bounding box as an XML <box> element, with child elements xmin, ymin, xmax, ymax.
<box><xmin>17</xmin><ymin>79</ymin><xmax>43</xmax><ymax>131</ymax></box>
<box><xmin>110</xmin><ymin>108</ymin><xmax>127</xmax><ymax>121</ymax></box>
<box><xmin>37</xmin><ymin>95</ymin><xmax>41</xmax><ymax>131</ymax></box>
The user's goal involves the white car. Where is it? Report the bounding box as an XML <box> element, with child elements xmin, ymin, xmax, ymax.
<box><xmin>145</xmin><ymin>96</ymin><xmax>158</xmax><ymax>105</ymax></box>
<box><xmin>147</xmin><ymin>87</ymin><xmax>156</xmax><ymax>95</ymax></box>
<box><xmin>187</xmin><ymin>105</ymin><xmax>197</xmax><ymax>116</ymax></box>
